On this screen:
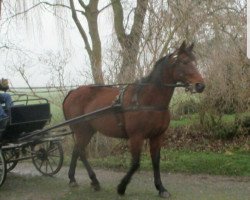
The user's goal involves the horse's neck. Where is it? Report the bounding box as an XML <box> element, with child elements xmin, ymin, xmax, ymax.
<box><xmin>130</xmin><ymin>66</ymin><xmax>176</xmax><ymax>107</ymax></box>
<box><xmin>142</xmin><ymin>85</ymin><xmax>175</xmax><ymax>107</ymax></box>
<box><xmin>149</xmin><ymin>67</ymin><xmax>176</xmax><ymax>107</ymax></box>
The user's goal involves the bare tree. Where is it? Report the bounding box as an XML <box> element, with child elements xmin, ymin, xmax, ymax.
<box><xmin>111</xmin><ymin>0</ymin><xmax>149</xmax><ymax>82</ymax></box>
<box><xmin>0</xmin><ymin>0</ymin><xmax>2</xmax><ymax>17</ymax></box>
<box><xmin>69</xmin><ymin>0</ymin><xmax>104</xmax><ymax>84</ymax></box>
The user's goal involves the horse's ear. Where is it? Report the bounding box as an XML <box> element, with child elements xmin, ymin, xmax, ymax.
<box><xmin>188</xmin><ymin>42</ymin><xmax>195</xmax><ymax>51</ymax></box>
<box><xmin>179</xmin><ymin>41</ymin><xmax>186</xmax><ymax>51</ymax></box>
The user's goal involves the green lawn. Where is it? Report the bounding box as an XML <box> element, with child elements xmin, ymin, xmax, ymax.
<box><xmin>87</xmin><ymin>150</ymin><xmax>250</xmax><ymax>176</ymax></box>
<box><xmin>170</xmin><ymin>112</ymin><xmax>250</xmax><ymax>128</ymax></box>
<box><xmin>170</xmin><ymin>114</ymin><xmax>198</xmax><ymax>128</ymax></box>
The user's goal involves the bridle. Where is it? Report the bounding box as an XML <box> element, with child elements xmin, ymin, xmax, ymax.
<box><xmin>90</xmin><ymin>82</ymin><xmax>187</xmax><ymax>88</ymax></box>
<box><xmin>91</xmin><ymin>52</ymin><xmax>197</xmax><ymax>106</ymax></box>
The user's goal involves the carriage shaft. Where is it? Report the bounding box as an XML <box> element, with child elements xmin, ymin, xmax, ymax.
<box><xmin>18</xmin><ymin>104</ymin><xmax>121</xmax><ymax>142</ymax></box>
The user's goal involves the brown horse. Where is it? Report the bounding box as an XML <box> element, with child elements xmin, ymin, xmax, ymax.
<box><xmin>63</xmin><ymin>41</ymin><xmax>205</xmax><ymax>198</ymax></box>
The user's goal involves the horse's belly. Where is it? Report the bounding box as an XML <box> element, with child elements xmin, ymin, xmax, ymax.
<box><xmin>89</xmin><ymin>111</ymin><xmax>169</xmax><ymax>139</ymax></box>
<box><xmin>89</xmin><ymin>114</ymin><xmax>128</xmax><ymax>138</ymax></box>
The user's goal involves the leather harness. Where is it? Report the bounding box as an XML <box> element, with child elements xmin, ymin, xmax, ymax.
<box><xmin>111</xmin><ymin>83</ymin><xmax>181</xmax><ymax>137</ymax></box>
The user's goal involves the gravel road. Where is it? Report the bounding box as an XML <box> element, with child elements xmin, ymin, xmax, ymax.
<box><xmin>0</xmin><ymin>162</ymin><xmax>249</xmax><ymax>200</ymax></box>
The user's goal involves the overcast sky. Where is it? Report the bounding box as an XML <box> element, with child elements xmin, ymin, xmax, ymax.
<box><xmin>0</xmin><ymin>1</ymin><xmax>114</xmax><ymax>87</ymax></box>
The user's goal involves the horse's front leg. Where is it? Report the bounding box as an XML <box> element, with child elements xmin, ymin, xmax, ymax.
<box><xmin>117</xmin><ymin>136</ymin><xmax>144</xmax><ymax>195</ymax></box>
<box><xmin>150</xmin><ymin>134</ymin><xmax>170</xmax><ymax>198</ymax></box>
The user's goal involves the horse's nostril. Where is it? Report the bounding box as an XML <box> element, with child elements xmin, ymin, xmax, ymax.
<box><xmin>195</xmin><ymin>83</ymin><xmax>205</xmax><ymax>93</ymax></box>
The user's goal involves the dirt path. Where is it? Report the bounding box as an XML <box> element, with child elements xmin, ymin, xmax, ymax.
<box><xmin>0</xmin><ymin>162</ymin><xmax>249</xmax><ymax>200</ymax></box>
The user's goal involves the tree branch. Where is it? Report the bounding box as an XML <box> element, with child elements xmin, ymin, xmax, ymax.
<box><xmin>98</xmin><ymin>2</ymin><xmax>114</xmax><ymax>14</ymax></box>
<box><xmin>0</xmin><ymin>45</ymin><xmax>9</xmax><ymax>49</ymax></box>
<box><xmin>5</xmin><ymin>1</ymin><xmax>83</xmax><ymax>20</ymax></box>
<box><xmin>130</xmin><ymin>0</ymin><xmax>149</xmax><ymax>42</ymax></box>
<box><xmin>69</xmin><ymin>0</ymin><xmax>92</xmax><ymax>56</ymax></box>
<box><xmin>111</xmin><ymin>0</ymin><xmax>127</xmax><ymax>47</ymax></box>
<box><xmin>159</xmin><ymin>18</ymin><xmax>185</xmax><ymax>57</ymax></box>
<box><xmin>78</xmin><ymin>0</ymin><xmax>87</xmax><ymax>9</ymax></box>
<box><xmin>0</xmin><ymin>0</ymin><xmax>2</xmax><ymax>18</ymax></box>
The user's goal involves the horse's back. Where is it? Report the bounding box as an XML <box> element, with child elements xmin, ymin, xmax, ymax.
<box><xmin>63</xmin><ymin>85</ymin><xmax>119</xmax><ymax>119</ymax></box>
<box><xmin>63</xmin><ymin>85</ymin><xmax>171</xmax><ymax>139</ymax></box>
<box><xmin>63</xmin><ymin>85</ymin><xmax>128</xmax><ymax>138</ymax></box>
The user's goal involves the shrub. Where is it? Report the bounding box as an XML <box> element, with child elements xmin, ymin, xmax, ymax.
<box><xmin>174</xmin><ymin>98</ymin><xmax>200</xmax><ymax>116</ymax></box>
<box><xmin>170</xmin><ymin>92</ymin><xmax>201</xmax><ymax>119</ymax></box>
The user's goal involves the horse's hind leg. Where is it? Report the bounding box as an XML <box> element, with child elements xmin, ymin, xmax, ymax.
<box><xmin>117</xmin><ymin>136</ymin><xmax>144</xmax><ymax>195</ymax></box>
<box><xmin>68</xmin><ymin>144</ymin><xmax>79</xmax><ymax>186</ymax></box>
<box><xmin>78</xmin><ymin>144</ymin><xmax>101</xmax><ymax>191</ymax></box>
<box><xmin>68</xmin><ymin>144</ymin><xmax>100</xmax><ymax>190</ymax></box>
<box><xmin>75</xmin><ymin>126</ymin><xmax>100</xmax><ymax>191</ymax></box>
<box><xmin>150</xmin><ymin>134</ymin><xmax>170</xmax><ymax>198</ymax></box>
<box><xmin>68</xmin><ymin>126</ymin><xmax>100</xmax><ymax>191</ymax></box>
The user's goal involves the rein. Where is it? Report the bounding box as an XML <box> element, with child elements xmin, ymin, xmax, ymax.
<box><xmin>89</xmin><ymin>82</ymin><xmax>188</xmax><ymax>112</ymax></box>
<box><xmin>90</xmin><ymin>82</ymin><xmax>187</xmax><ymax>88</ymax></box>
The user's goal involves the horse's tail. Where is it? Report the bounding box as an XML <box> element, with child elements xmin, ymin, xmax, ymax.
<box><xmin>62</xmin><ymin>89</ymin><xmax>77</xmax><ymax>141</ymax></box>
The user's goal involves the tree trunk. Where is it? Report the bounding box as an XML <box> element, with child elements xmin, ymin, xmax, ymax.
<box><xmin>85</xmin><ymin>0</ymin><xmax>104</xmax><ymax>84</ymax></box>
<box><xmin>70</xmin><ymin>0</ymin><xmax>104</xmax><ymax>84</ymax></box>
<box><xmin>0</xmin><ymin>0</ymin><xmax>2</xmax><ymax>17</ymax></box>
<box><xmin>118</xmin><ymin>36</ymin><xmax>140</xmax><ymax>82</ymax></box>
<box><xmin>112</xmin><ymin>0</ymin><xmax>149</xmax><ymax>83</ymax></box>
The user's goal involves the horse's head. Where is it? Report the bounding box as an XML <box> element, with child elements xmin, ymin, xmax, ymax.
<box><xmin>170</xmin><ymin>41</ymin><xmax>205</xmax><ymax>93</ymax></box>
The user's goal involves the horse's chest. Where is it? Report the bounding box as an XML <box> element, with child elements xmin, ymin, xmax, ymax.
<box><xmin>124</xmin><ymin>111</ymin><xmax>169</xmax><ymax>136</ymax></box>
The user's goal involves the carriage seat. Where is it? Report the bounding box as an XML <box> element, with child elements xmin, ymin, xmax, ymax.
<box><xmin>2</xmin><ymin>103</ymin><xmax>51</xmax><ymax>140</ymax></box>
<box><xmin>10</xmin><ymin>103</ymin><xmax>50</xmax><ymax>124</ymax></box>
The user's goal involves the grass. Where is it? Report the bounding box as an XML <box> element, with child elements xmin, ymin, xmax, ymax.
<box><xmin>170</xmin><ymin>114</ymin><xmax>198</xmax><ymax>128</ymax></box>
<box><xmin>170</xmin><ymin>112</ymin><xmax>250</xmax><ymax>129</ymax></box>
<box><xmin>87</xmin><ymin>150</ymin><xmax>250</xmax><ymax>176</ymax></box>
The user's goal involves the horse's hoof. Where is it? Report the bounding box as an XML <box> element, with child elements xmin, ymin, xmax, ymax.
<box><xmin>117</xmin><ymin>184</ymin><xmax>126</xmax><ymax>196</ymax></box>
<box><xmin>159</xmin><ymin>191</ymin><xmax>171</xmax><ymax>198</ymax></box>
<box><xmin>69</xmin><ymin>181</ymin><xmax>78</xmax><ymax>187</ymax></box>
<box><xmin>91</xmin><ymin>182</ymin><xmax>101</xmax><ymax>191</ymax></box>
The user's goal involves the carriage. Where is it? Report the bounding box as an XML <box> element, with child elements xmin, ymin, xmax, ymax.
<box><xmin>0</xmin><ymin>94</ymin><xmax>70</xmax><ymax>187</ymax></box>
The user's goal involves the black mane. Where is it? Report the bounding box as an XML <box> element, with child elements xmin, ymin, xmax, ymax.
<box><xmin>137</xmin><ymin>54</ymin><xmax>170</xmax><ymax>86</ymax></box>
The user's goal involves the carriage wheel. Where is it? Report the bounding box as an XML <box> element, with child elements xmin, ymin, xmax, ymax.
<box><xmin>3</xmin><ymin>149</ymin><xmax>19</xmax><ymax>172</ymax></box>
<box><xmin>31</xmin><ymin>141</ymin><xmax>63</xmax><ymax>176</ymax></box>
<box><xmin>0</xmin><ymin>149</ymin><xmax>7</xmax><ymax>187</ymax></box>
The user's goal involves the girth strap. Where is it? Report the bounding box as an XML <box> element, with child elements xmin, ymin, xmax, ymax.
<box><xmin>122</xmin><ymin>105</ymin><xmax>167</xmax><ymax>112</ymax></box>
<box><xmin>112</xmin><ymin>86</ymin><xmax>168</xmax><ymax>137</ymax></box>
<box><xmin>112</xmin><ymin>86</ymin><xmax>128</xmax><ymax>137</ymax></box>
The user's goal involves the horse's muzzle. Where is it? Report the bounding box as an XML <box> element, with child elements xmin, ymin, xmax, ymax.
<box><xmin>185</xmin><ymin>83</ymin><xmax>205</xmax><ymax>93</ymax></box>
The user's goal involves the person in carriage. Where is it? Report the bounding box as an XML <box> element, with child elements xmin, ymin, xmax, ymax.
<box><xmin>0</xmin><ymin>78</ymin><xmax>12</xmax><ymax>120</ymax></box>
